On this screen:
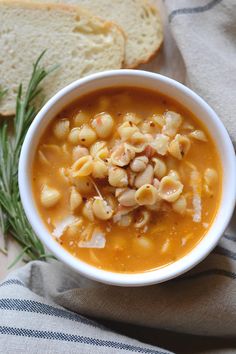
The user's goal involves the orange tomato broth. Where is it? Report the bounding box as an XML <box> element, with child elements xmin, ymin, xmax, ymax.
<box><xmin>32</xmin><ymin>87</ymin><xmax>222</xmax><ymax>273</ymax></box>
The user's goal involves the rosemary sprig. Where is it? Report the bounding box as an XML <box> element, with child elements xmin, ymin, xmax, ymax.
<box><xmin>0</xmin><ymin>52</ymin><xmax>55</xmax><ymax>265</ymax></box>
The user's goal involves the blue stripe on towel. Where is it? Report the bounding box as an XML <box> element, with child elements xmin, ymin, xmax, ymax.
<box><xmin>0</xmin><ymin>279</ymin><xmax>25</xmax><ymax>288</ymax></box>
<box><xmin>213</xmin><ymin>246</ymin><xmax>236</xmax><ymax>261</ymax></box>
<box><xmin>169</xmin><ymin>0</ymin><xmax>223</xmax><ymax>22</ymax></box>
<box><xmin>223</xmin><ymin>234</ymin><xmax>236</xmax><ymax>242</ymax></box>
<box><xmin>0</xmin><ymin>298</ymin><xmax>102</xmax><ymax>329</ymax></box>
<box><xmin>178</xmin><ymin>268</ymin><xmax>236</xmax><ymax>281</ymax></box>
<box><xmin>0</xmin><ymin>326</ymin><xmax>167</xmax><ymax>354</ymax></box>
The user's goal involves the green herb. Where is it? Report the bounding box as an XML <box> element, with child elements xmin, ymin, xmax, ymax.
<box><xmin>0</xmin><ymin>52</ymin><xmax>55</xmax><ymax>265</ymax></box>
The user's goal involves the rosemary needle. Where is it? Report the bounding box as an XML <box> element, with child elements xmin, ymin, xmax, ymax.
<box><xmin>0</xmin><ymin>52</ymin><xmax>56</xmax><ymax>266</ymax></box>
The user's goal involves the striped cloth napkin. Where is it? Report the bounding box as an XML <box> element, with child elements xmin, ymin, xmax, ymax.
<box><xmin>0</xmin><ymin>0</ymin><xmax>236</xmax><ymax>353</ymax></box>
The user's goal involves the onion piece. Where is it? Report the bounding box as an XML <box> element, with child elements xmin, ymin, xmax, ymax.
<box><xmin>78</xmin><ymin>228</ymin><xmax>106</xmax><ymax>248</ymax></box>
<box><xmin>52</xmin><ymin>215</ymin><xmax>77</xmax><ymax>238</ymax></box>
<box><xmin>190</xmin><ymin>170</ymin><xmax>202</xmax><ymax>223</ymax></box>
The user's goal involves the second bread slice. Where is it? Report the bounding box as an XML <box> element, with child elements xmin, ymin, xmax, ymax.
<box><xmin>0</xmin><ymin>1</ymin><xmax>125</xmax><ymax>115</ymax></box>
<box><xmin>36</xmin><ymin>0</ymin><xmax>163</xmax><ymax>68</ymax></box>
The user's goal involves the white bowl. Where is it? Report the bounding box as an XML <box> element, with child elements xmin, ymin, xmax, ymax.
<box><xmin>19</xmin><ymin>70</ymin><xmax>236</xmax><ymax>286</ymax></box>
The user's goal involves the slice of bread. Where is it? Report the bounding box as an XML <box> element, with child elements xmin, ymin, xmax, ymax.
<box><xmin>34</xmin><ymin>0</ymin><xmax>163</xmax><ymax>68</ymax></box>
<box><xmin>0</xmin><ymin>1</ymin><xmax>125</xmax><ymax>115</ymax></box>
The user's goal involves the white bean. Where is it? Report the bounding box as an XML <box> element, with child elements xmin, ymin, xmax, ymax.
<box><xmin>135</xmin><ymin>164</ymin><xmax>154</xmax><ymax>188</ymax></box>
<box><xmin>118</xmin><ymin>189</ymin><xmax>137</xmax><ymax>207</ymax></box>
<box><xmin>130</xmin><ymin>156</ymin><xmax>148</xmax><ymax>172</ymax></box>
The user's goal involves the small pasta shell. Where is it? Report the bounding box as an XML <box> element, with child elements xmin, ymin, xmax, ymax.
<box><xmin>130</xmin><ymin>131</ymin><xmax>147</xmax><ymax>145</ymax></box>
<box><xmin>168</xmin><ymin>134</ymin><xmax>191</xmax><ymax>160</ymax></box>
<box><xmin>172</xmin><ymin>195</ymin><xmax>187</xmax><ymax>215</ymax></box>
<box><xmin>182</xmin><ymin>122</ymin><xmax>194</xmax><ymax>131</ymax></box>
<box><xmin>118</xmin><ymin>121</ymin><xmax>139</xmax><ymax>141</ymax></box>
<box><xmin>135</xmin><ymin>184</ymin><xmax>158</xmax><ymax>205</ymax></box>
<box><xmin>150</xmin><ymin>134</ymin><xmax>169</xmax><ymax>156</ymax></box>
<box><xmin>126</xmin><ymin>142</ymin><xmax>146</xmax><ymax>154</ymax></box>
<box><xmin>92</xmin><ymin>159</ymin><xmax>108</xmax><ymax>179</ymax></box>
<box><xmin>68</xmin><ymin>128</ymin><xmax>80</xmax><ymax>145</ymax></box>
<box><xmin>40</xmin><ymin>185</ymin><xmax>61</xmax><ymax>208</ymax></box>
<box><xmin>162</xmin><ymin>111</ymin><xmax>182</xmax><ymax>137</ymax></box>
<box><xmin>111</xmin><ymin>143</ymin><xmax>135</xmax><ymax>167</ymax></box>
<box><xmin>108</xmin><ymin>166</ymin><xmax>128</xmax><ymax>187</ymax></box>
<box><xmin>130</xmin><ymin>156</ymin><xmax>148</xmax><ymax>172</ymax></box>
<box><xmin>90</xmin><ymin>141</ymin><xmax>109</xmax><ymax>160</ymax></box>
<box><xmin>204</xmin><ymin>168</ymin><xmax>218</xmax><ymax>186</ymax></box>
<box><xmin>158</xmin><ymin>176</ymin><xmax>183</xmax><ymax>202</ymax></box>
<box><xmin>123</xmin><ymin>112</ymin><xmax>141</xmax><ymax>125</ymax></box>
<box><xmin>92</xmin><ymin>198</ymin><xmax>113</xmax><ymax>220</ymax></box>
<box><xmin>92</xmin><ymin>112</ymin><xmax>114</xmax><ymax>138</ymax></box>
<box><xmin>70</xmin><ymin>187</ymin><xmax>82</xmax><ymax>211</ymax></box>
<box><xmin>74</xmin><ymin>111</ymin><xmax>88</xmax><ymax>126</ymax></box>
<box><xmin>72</xmin><ymin>145</ymin><xmax>89</xmax><ymax>161</ymax></box>
<box><xmin>71</xmin><ymin>156</ymin><xmax>93</xmax><ymax>177</ymax></box>
<box><xmin>79</xmin><ymin>125</ymin><xmax>97</xmax><ymax>147</ymax></box>
<box><xmin>118</xmin><ymin>189</ymin><xmax>137</xmax><ymax>207</ymax></box>
<box><xmin>134</xmin><ymin>210</ymin><xmax>150</xmax><ymax>228</ymax></box>
<box><xmin>152</xmin><ymin>158</ymin><xmax>167</xmax><ymax>179</ymax></box>
<box><xmin>190</xmin><ymin>130</ymin><xmax>207</xmax><ymax>142</ymax></box>
<box><xmin>152</xmin><ymin>113</ymin><xmax>165</xmax><ymax>127</ymax></box>
<box><xmin>139</xmin><ymin>120</ymin><xmax>156</xmax><ymax>134</ymax></box>
<box><xmin>135</xmin><ymin>164</ymin><xmax>154</xmax><ymax>188</ymax></box>
<box><xmin>53</xmin><ymin>119</ymin><xmax>70</xmax><ymax>140</ymax></box>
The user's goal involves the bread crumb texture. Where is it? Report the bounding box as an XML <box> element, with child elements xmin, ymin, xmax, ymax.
<box><xmin>31</xmin><ymin>0</ymin><xmax>163</xmax><ymax>68</ymax></box>
<box><xmin>0</xmin><ymin>1</ymin><xmax>125</xmax><ymax>115</ymax></box>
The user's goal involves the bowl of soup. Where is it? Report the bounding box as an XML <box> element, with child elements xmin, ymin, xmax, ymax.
<box><xmin>19</xmin><ymin>70</ymin><xmax>236</xmax><ymax>286</ymax></box>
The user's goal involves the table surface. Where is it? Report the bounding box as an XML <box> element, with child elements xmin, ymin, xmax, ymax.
<box><xmin>0</xmin><ymin>0</ymin><xmax>186</xmax><ymax>280</ymax></box>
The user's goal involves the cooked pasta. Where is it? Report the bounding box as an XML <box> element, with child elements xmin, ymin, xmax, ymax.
<box><xmin>32</xmin><ymin>87</ymin><xmax>221</xmax><ymax>273</ymax></box>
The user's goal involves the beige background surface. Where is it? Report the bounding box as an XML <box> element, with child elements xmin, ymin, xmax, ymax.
<box><xmin>0</xmin><ymin>0</ymin><xmax>185</xmax><ymax>280</ymax></box>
